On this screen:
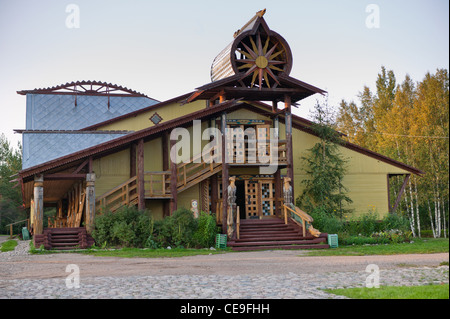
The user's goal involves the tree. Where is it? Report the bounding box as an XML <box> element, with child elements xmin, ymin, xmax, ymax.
<box><xmin>297</xmin><ymin>100</ymin><xmax>353</xmax><ymax>217</ymax></box>
<box><xmin>0</xmin><ymin>133</ymin><xmax>24</xmax><ymax>232</ymax></box>
<box><xmin>335</xmin><ymin>67</ymin><xmax>449</xmax><ymax>238</ymax></box>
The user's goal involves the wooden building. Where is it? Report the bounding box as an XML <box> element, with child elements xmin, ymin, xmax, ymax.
<box><xmin>15</xmin><ymin>11</ymin><xmax>422</xmax><ymax>250</ymax></box>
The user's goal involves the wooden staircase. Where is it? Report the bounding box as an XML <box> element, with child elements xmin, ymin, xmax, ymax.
<box><xmin>227</xmin><ymin>218</ymin><xmax>329</xmax><ymax>251</ymax></box>
<box><xmin>34</xmin><ymin>227</ymin><xmax>95</xmax><ymax>250</ymax></box>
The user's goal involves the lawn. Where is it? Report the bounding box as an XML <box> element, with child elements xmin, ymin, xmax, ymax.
<box><xmin>0</xmin><ymin>239</ymin><xmax>17</xmax><ymax>252</ymax></box>
<box><xmin>325</xmin><ymin>284</ymin><xmax>449</xmax><ymax>299</ymax></box>
<box><xmin>304</xmin><ymin>238</ymin><xmax>449</xmax><ymax>256</ymax></box>
<box><xmin>82</xmin><ymin>247</ymin><xmax>230</xmax><ymax>258</ymax></box>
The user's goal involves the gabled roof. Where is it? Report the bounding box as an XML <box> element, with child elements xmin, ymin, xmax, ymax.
<box><xmin>17</xmin><ymin>80</ymin><xmax>155</xmax><ymax>99</ymax></box>
<box><xmin>18</xmin><ymin>99</ymin><xmax>243</xmax><ymax>180</ymax></box>
<box><xmin>18</xmin><ymin>98</ymin><xmax>424</xmax><ymax>180</ymax></box>
<box><xmin>187</xmin><ymin>74</ymin><xmax>326</xmax><ymax>104</ymax></box>
<box><xmin>80</xmin><ymin>92</ymin><xmax>193</xmax><ymax>131</ymax></box>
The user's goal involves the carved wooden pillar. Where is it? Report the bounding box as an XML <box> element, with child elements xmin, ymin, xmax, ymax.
<box><xmin>85</xmin><ymin>173</ymin><xmax>96</xmax><ymax>234</ymax></box>
<box><xmin>33</xmin><ymin>174</ymin><xmax>44</xmax><ymax>235</ymax></box>
<box><xmin>284</xmin><ymin>95</ymin><xmax>294</xmax><ymax>196</ymax></box>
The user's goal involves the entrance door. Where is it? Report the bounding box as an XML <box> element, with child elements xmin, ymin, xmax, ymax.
<box><xmin>244</xmin><ymin>180</ymin><xmax>259</xmax><ymax>219</ymax></box>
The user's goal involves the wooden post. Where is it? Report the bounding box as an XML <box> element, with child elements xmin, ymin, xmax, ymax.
<box><xmin>170</xmin><ymin>136</ymin><xmax>178</xmax><ymax>214</ymax></box>
<box><xmin>274</xmin><ymin>169</ymin><xmax>281</xmax><ymax>217</ymax></box>
<box><xmin>210</xmin><ymin>174</ymin><xmax>218</xmax><ymax>215</ymax></box>
<box><xmin>130</xmin><ymin>143</ymin><xmax>137</xmax><ymax>178</ymax></box>
<box><xmin>221</xmin><ymin>112</ymin><xmax>228</xmax><ymax>234</ymax></box>
<box><xmin>284</xmin><ymin>95</ymin><xmax>294</xmax><ymax>196</ymax></box>
<box><xmin>85</xmin><ymin>173</ymin><xmax>96</xmax><ymax>234</ymax></box>
<box><xmin>137</xmin><ymin>139</ymin><xmax>145</xmax><ymax>211</ymax></box>
<box><xmin>161</xmin><ymin>133</ymin><xmax>170</xmax><ymax>217</ymax></box>
<box><xmin>33</xmin><ymin>174</ymin><xmax>44</xmax><ymax>235</ymax></box>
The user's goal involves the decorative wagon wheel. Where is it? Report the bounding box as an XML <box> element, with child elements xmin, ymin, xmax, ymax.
<box><xmin>232</xmin><ymin>31</ymin><xmax>292</xmax><ymax>89</ymax></box>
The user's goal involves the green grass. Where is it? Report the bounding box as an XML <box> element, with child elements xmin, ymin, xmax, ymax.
<box><xmin>83</xmin><ymin>247</ymin><xmax>231</xmax><ymax>258</ymax></box>
<box><xmin>304</xmin><ymin>238</ymin><xmax>449</xmax><ymax>256</ymax></box>
<box><xmin>0</xmin><ymin>239</ymin><xmax>18</xmax><ymax>252</ymax></box>
<box><xmin>325</xmin><ymin>284</ymin><xmax>449</xmax><ymax>299</ymax></box>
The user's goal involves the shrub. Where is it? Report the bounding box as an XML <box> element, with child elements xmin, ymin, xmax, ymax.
<box><xmin>192</xmin><ymin>212</ymin><xmax>220</xmax><ymax>248</ymax></box>
<box><xmin>308</xmin><ymin>205</ymin><xmax>344</xmax><ymax>235</ymax></box>
<box><xmin>92</xmin><ymin>205</ymin><xmax>152</xmax><ymax>248</ymax></box>
<box><xmin>153</xmin><ymin>207</ymin><xmax>198</xmax><ymax>248</ymax></box>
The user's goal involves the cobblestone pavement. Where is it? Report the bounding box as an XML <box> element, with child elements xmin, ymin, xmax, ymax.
<box><xmin>0</xmin><ymin>240</ymin><xmax>448</xmax><ymax>299</ymax></box>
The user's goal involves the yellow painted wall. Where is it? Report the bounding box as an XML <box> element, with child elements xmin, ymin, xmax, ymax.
<box><xmin>93</xmin><ymin>149</ymin><xmax>130</xmax><ymax>197</ymax></box>
<box><xmin>290</xmin><ymin>127</ymin><xmax>409</xmax><ymax>218</ymax></box>
<box><xmin>96</xmin><ymin>99</ymin><xmax>206</xmax><ymax>132</ymax></box>
<box><xmin>93</xmin><ymin>103</ymin><xmax>412</xmax><ymax>220</ymax></box>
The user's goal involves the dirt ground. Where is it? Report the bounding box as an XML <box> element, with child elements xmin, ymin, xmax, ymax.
<box><xmin>1</xmin><ymin>250</ymin><xmax>448</xmax><ymax>281</ymax></box>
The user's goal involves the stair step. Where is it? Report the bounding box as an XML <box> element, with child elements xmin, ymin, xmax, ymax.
<box><xmin>229</xmin><ymin>238</ymin><xmax>326</xmax><ymax>247</ymax></box>
<box><xmin>236</xmin><ymin>236</ymin><xmax>314</xmax><ymax>242</ymax></box>
<box><xmin>50</xmin><ymin>242</ymin><xmax>80</xmax><ymax>247</ymax></box>
<box><xmin>240</xmin><ymin>224</ymin><xmax>295</xmax><ymax>229</ymax></box>
<box><xmin>240</xmin><ymin>219</ymin><xmax>285</xmax><ymax>225</ymax></box>
<box><xmin>232</xmin><ymin>244</ymin><xmax>330</xmax><ymax>251</ymax></box>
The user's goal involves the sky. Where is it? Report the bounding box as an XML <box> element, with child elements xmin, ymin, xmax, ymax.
<box><xmin>0</xmin><ymin>0</ymin><xmax>448</xmax><ymax>148</ymax></box>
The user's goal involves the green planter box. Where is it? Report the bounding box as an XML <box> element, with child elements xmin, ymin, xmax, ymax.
<box><xmin>215</xmin><ymin>234</ymin><xmax>227</xmax><ymax>249</ymax></box>
<box><xmin>328</xmin><ymin>234</ymin><xmax>338</xmax><ymax>248</ymax></box>
<box><xmin>22</xmin><ymin>227</ymin><xmax>30</xmax><ymax>240</ymax></box>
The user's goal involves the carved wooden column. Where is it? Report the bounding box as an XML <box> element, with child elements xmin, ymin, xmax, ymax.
<box><xmin>33</xmin><ymin>174</ymin><xmax>44</xmax><ymax>235</ymax></box>
<box><xmin>85</xmin><ymin>173</ymin><xmax>96</xmax><ymax>234</ymax></box>
<box><xmin>284</xmin><ymin>95</ymin><xmax>294</xmax><ymax>196</ymax></box>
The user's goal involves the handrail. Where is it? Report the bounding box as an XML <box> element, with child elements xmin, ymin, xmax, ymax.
<box><xmin>6</xmin><ymin>219</ymin><xmax>30</xmax><ymax>239</ymax></box>
<box><xmin>144</xmin><ymin>171</ymin><xmax>171</xmax><ymax>197</ymax></box>
<box><xmin>95</xmin><ymin>176</ymin><xmax>138</xmax><ymax>214</ymax></box>
<box><xmin>283</xmin><ymin>203</ymin><xmax>315</xmax><ymax>237</ymax></box>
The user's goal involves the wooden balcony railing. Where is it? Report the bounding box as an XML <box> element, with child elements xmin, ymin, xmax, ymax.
<box><xmin>95</xmin><ymin>176</ymin><xmax>138</xmax><ymax>214</ymax></box>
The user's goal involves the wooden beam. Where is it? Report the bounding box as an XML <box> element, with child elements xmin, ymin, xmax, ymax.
<box><xmin>221</xmin><ymin>112</ymin><xmax>228</xmax><ymax>234</ymax></box>
<box><xmin>170</xmin><ymin>136</ymin><xmax>178</xmax><ymax>214</ymax></box>
<box><xmin>391</xmin><ymin>174</ymin><xmax>410</xmax><ymax>213</ymax></box>
<box><xmin>137</xmin><ymin>139</ymin><xmax>145</xmax><ymax>210</ymax></box>
<box><xmin>44</xmin><ymin>173</ymin><xmax>86</xmax><ymax>180</ymax></box>
<box><xmin>72</xmin><ymin>158</ymin><xmax>89</xmax><ymax>174</ymax></box>
<box><xmin>33</xmin><ymin>175</ymin><xmax>44</xmax><ymax>235</ymax></box>
<box><xmin>162</xmin><ymin>132</ymin><xmax>170</xmax><ymax>217</ymax></box>
<box><xmin>284</xmin><ymin>95</ymin><xmax>294</xmax><ymax>196</ymax></box>
<box><xmin>130</xmin><ymin>143</ymin><xmax>137</xmax><ymax>178</ymax></box>
<box><xmin>85</xmin><ymin>173</ymin><xmax>95</xmax><ymax>234</ymax></box>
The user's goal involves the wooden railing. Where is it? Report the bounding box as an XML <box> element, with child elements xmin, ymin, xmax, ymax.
<box><xmin>95</xmin><ymin>176</ymin><xmax>138</xmax><ymax>214</ymax></box>
<box><xmin>227</xmin><ymin>140</ymin><xmax>287</xmax><ymax>165</ymax></box>
<box><xmin>176</xmin><ymin>147</ymin><xmax>222</xmax><ymax>192</ymax></box>
<box><xmin>6</xmin><ymin>219</ymin><xmax>29</xmax><ymax>239</ymax></box>
<box><xmin>48</xmin><ymin>217</ymin><xmax>67</xmax><ymax>228</ymax></box>
<box><xmin>283</xmin><ymin>204</ymin><xmax>314</xmax><ymax>237</ymax></box>
<box><xmin>144</xmin><ymin>171</ymin><xmax>171</xmax><ymax>198</ymax></box>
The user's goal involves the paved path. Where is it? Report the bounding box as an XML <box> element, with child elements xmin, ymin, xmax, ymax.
<box><xmin>0</xmin><ymin>240</ymin><xmax>448</xmax><ymax>299</ymax></box>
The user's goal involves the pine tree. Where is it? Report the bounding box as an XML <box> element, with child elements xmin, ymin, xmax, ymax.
<box><xmin>297</xmin><ymin>100</ymin><xmax>353</xmax><ymax>217</ymax></box>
